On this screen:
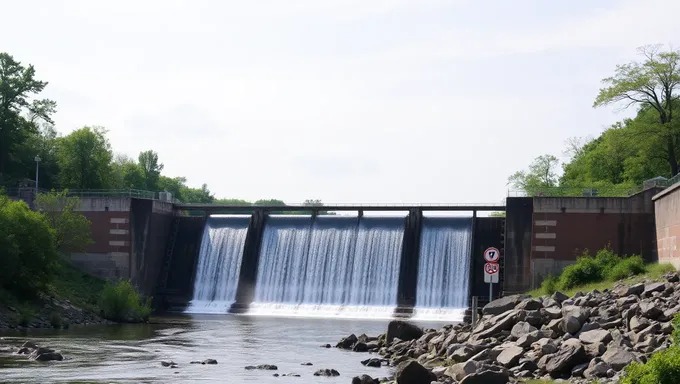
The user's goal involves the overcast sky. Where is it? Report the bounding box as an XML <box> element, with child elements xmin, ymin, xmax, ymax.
<box><xmin>4</xmin><ymin>0</ymin><xmax>680</xmax><ymax>204</ymax></box>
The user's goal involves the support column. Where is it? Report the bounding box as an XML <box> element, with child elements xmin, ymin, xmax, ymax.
<box><xmin>396</xmin><ymin>208</ymin><xmax>423</xmax><ymax>314</ymax></box>
<box><xmin>231</xmin><ymin>209</ymin><xmax>267</xmax><ymax>313</ymax></box>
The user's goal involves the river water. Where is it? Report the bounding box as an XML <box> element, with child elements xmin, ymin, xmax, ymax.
<box><xmin>0</xmin><ymin>315</ymin><xmax>446</xmax><ymax>383</ymax></box>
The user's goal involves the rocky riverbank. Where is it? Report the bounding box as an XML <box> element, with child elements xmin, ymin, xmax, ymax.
<box><xmin>337</xmin><ymin>272</ymin><xmax>680</xmax><ymax>383</ymax></box>
<box><xmin>0</xmin><ymin>293</ymin><xmax>110</xmax><ymax>330</ymax></box>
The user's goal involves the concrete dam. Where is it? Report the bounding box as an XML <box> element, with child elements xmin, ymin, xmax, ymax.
<box><xmin>157</xmin><ymin>205</ymin><xmax>506</xmax><ymax>320</ymax></box>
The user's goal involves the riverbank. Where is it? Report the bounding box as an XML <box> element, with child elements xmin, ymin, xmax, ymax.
<box><xmin>336</xmin><ymin>271</ymin><xmax>680</xmax><ymax>384</ymax></box>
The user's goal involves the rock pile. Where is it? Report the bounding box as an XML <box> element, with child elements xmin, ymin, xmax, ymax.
<box><xmin>337</xmin><ymin>272</ymin><xmax>680</xmax><ymax>383</ymax></box>
<box><xmin>0</xmin><ymin>340</ymin><xmax>64</xmax><ymax>362</ymax></box>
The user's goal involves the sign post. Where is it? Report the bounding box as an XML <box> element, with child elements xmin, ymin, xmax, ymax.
<box><xmin>483</xmin><ymin>247</ymin><xmax>500</xmax><ymax>302</ymax></box>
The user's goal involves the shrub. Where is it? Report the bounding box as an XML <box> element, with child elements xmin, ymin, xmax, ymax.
<box><xmin>0</xmin><ymin>196</ymin><xmax>59</xmax><ymax>296</ymax></box>
<box><xmin>49</xmin><ymin>312</ymin><xmax>63</xmax><ymax>329</ymax></box>
<box><xmin>607</xmin><ymin>255</ymin><xmax>647</xmax><ymax>281</ymax></box>
<box><xmin>99</xmin><ymin>280</ymin><xmax>152</xmax><ymax>322</ymax></box>
<box><xmin>541</xmin><ymin>274</ymin><xmax>558</xmax><ymax>295</ymax></box>
<box><xmin>594</xmin><ymin>247</ymin><xmax>621</xmax><ymax>277</ymax></box>
<box><xmin>673</xmin><ymin>313</ymin><xmax>680</xmax><ymax>345</ymax></box>
<box><xmin>558</xmin><ymin>255</ymin><xmax>604</xmax><ymax>290</ymax></box>
<box><xmin>623</xmin><ymin>346</ymin><xmax>680</xmax><ymax>384</ymax></box>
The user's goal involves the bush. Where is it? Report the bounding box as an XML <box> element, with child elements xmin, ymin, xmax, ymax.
<box><xmin>558</xmin><ymin>254</ymin><xmax>605</xmax><ymax>290</ymax></box>
<box><xmin>607</xmin><ymin>255</ymin><xmax>647</xmax><ymax>281</ymax></box>
<box><xmin>623</xmin><ymin>346</ymin><xmax>680</xmax><ymax>384</ymax></box>
<box><xmin>0</xmin><ymin>196</ymin><xmax>59</xmax><ymax>296</ymax></box>
<box><xmin>18</xmin><ymin>307</ymin><xmax>36</xmax><ymax>327</ymax></box>
<box><xmin>99</xmin><ymin>280</ymin><xmax>152</xmax><ymax>322</ymax></box>
<box><xmin>541</xmin><ymin>274</ymin><xmax>558</xmax><ymax>295</ymax></box>
<box><xmin>49</xmin><ymin>312</ymin><xmax>63</xmax><ymax>329</ymax></box>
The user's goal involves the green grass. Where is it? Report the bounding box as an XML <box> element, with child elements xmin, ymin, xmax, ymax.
<box><xmin>527</xmin><ymin>262</ymin><xmax>676</xmax><ymax>298</ymax></box>
<box><xmin>48</xmin><ymin>261</ymin><xmax>106</xmax><ymax>311</ymax></box>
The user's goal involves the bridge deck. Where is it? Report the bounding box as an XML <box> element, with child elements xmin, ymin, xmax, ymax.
<box><xmin>174</xmin><ymin>204</ymin><xmax>506</xmax><ymax>212</ymax></box>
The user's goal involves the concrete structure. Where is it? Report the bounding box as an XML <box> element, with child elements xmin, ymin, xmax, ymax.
<box><xmin>504</xmin><ymin>187</ymin><xmax>662</xmax><ymax>293</ymax></box>
<box><xmin>654</xmin><ymin>183</ymin><xmax>680</xmax><ymax>269</ymax></box>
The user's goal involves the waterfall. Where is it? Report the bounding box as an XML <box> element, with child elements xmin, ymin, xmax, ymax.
<box><xmin>184</xmin><ymin>215</ymin><xmax>249</xmax><ymax>314</ymax></box>
<box><xmin>248</xmin><ymin>215</ymin><xmax>404</xmax><ymax>318</ymax></box>
<box><xmin>413</xmin><ymin>216</ymin><xmax>473</xmax><ymax>321</ymax></box>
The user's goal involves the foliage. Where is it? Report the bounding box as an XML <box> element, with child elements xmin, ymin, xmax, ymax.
<box><xmin>606</xmin><ymin>255</ymin><xmax>646</xmax><ymax>281</ymax></box>
<box><xmin>672</xmin><ymin>313</ymin><xmax>680</xmax><ymax>345</ymax></box>
<box><xmin>623</xmin><ymin>345</ymin><xmax>680</xmax><ymax>384</ymax></box>
<box><xmin>0</xmin><ymin>195</ymin><xmax>59</xmax><ymax>296</ymax></box>
<box><xmin>56</xmin><ymin>126</ymin><xmax>113</xmax><ymax>189</ymax></box>
<box><xmin>507</xmin><ymin>154</ymin><xmax>560</xmax><ymax>195</ymax></box>
<box><xmin>540</xmin><ymin>274</ymin><xmax>558</xmax><ymax>295</ymax></box>
<box><xmin>0</xmin><ymin>53</ymin><xmax>55</xmax><ymax>185</ymax></box>
<box><xmin>49</xmin><ymin>261</ymin><xmax>106</xmax><ymax>311</ymax></box>
<box><xmin>49</xmin><ymin>312</ymin><xmax>62</xmax><ymax>329</ymax></box>
<box><xmin>137</xmin><ymin>150</ymin><xmax>163</xmax><ymax>190</ymax></box>
<box><xmin>488</xmin><ymin>211</ymin><xmax>506</xmax><ymax>217</ymax></box>
<box><xmin>98</xmin><ymin>280</ymin><xmax>152</xmax><ymax>322</ymax></box>
<box><xmin>35</xmin><ymin>191</ymin><xmax>92</xmax><ymax>251</ymax></box>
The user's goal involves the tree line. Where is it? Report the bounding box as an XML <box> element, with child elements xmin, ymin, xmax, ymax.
<box><xmin>0</xmin><ymin>52</ymin><xmax>322</xmax><ymax>206</ymax></box>
<box><xmin>509</xmin><ymin>44</ymin><xmax>680</xmax><ymax>196</ymax></box>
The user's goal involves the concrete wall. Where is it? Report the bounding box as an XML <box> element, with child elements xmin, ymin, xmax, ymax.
<box><xmin>654</xmin><ymin>183</ymin><xmax>680</xmax><ymax>269</ymax></box>
<box><xmin>470</xmin><ymin>217</ymin><xmax>504</xmax><ymax>302</ymax></box>
<box><xmin>504</xmin><ymin>197</ymin><xmax>533</xmax><ymax>293</ymax></box>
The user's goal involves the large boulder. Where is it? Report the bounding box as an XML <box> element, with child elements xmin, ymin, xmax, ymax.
<box><xmin>544</xmin><ymin>344</ymin><xmax>588</xmax><ymax>377</ymax></box>
<box><xmin>515</xmin><ymin>298</ymin><xmax>543</xmax><ymax>311</ymax></box>
<box><xmin>387</xmin><ymin>321</ymin><xmax>424</xmax><ymax>343</ymax></box>
<box><xmin>473</xmin><ymin>310</ymin><xmax>519</xmax><ymax>339</ymax></box>
<box><xmin>563</xmin><ymin>316</ymin><xmax>582</xmax><ymax>334</ymax></box>
<box><xmin>640</xmin><ymin>302</ymin><xmax>664</xmax><ymax>320</ymax></box>
<box><xmin>496</xmin><ymin>345</ymin><xmax>524</xmax><ymax>368</ymax></box>
<box><xmin>510</xmin><ymin>322</ymin><xmax>537</xmax><ymax>339</ymax></box>
<box><xmin>445</xmin><ymin>360</ymin><xmax>480</xmax><ymax>381</ymax></box>
<box><xmin>579</xmin><ymin>329</ymin><xmax>613</xmax><ymax>345</ymax></box>
<box><xmin>601</xmin><ymin>347</ymin><xmax>640</xmax><ymax>371</ymax></box>
<box><xmin>337</xmin><ymin>334</ymin><xmax>358</xmax><ymax>349</ymax></box>
<box><xmin>459</xmin><ymin>370</ymin><xmax>510</xmax><ymax>384</ymax></box>
<box><xmin>395</xmin><ymin>360</ymin><xmax>436</xmax><ymax>384</ymax></box>
<box><xmin>352</xmin><ymin>375</ymin><xmax>379</xmax><ymax>384</ymax></box>
<box><xmin>483</xmin><ymin>295</ymin><xmax>528</xmax><ymax>316</ymax></box>
<box><xmin>313</xmin><ymin>369</ymin><xmax>340</xmax><ymax>376</ymax></box>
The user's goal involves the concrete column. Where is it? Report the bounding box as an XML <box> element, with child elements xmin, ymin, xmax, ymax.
<box><xmin>231</xmin><ymin>209</ymin><xmax>267</xmax><ymax>312</ymax></box>
<box><xmin>396</xmin><ymin>208</ymin><xmax>423</xmax><ymax>311</ymax></box>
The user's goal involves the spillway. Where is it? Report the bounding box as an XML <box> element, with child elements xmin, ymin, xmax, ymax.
<box><xmin>184</xmin><ymin>215</ymin><xmax>249</xmax><ymax>314</ymax></box>
<box><xmin>248</xmin><ymin>215</ymin><xmax>404</xmax><ymax>318</ymax></box>
<box><xmin>413</xmin><ymin>216</ymin><xmax>473</xmax><ymax>321</ymax></box>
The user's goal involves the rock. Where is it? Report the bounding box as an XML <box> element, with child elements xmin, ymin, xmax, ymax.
<box><xmin>17</xmin><ymin>347</ymin><xmax>30</xmax><ymax>354</ymax></box>
<box><xmin>395</xmin><ymin>360</ymin><xmax>436</xmax><ymax>384</ymax></box>
<box><xmin>445</xmin><ymin>360</ymin><xmax>479</xmax><ymax>381</ymax></box>
<box><xmin>584</xmin><ymin>360</ymin><xmax>610</xmax><ymax>378</ymax></box>
<box><xmin>643</xmin><ymin>282</ymin><xmax>666</xmax><ymax>297</ymax></box>
<box><xmin>32</xmin><ymin>351</ymin><xmax>63</xmax><ymax>362</ymax></box>
<box><xmin>21</xmin><ymin>341</ymin><xmax>38</xmax><ymax>349</ymax></box>
<box><xmin>301</xmin><ymin>362</ymin><xmax>313</xmax><ymax>366</ymax></box>
<box><xmin>321</xmin><ymin>344</ymin><xmax>331</xmax><ymax>348</ymax></box>
<box><xmin>202</xmin><ymin>359</ymin><xmax>217</xmax><ymax>365</ymax></box>
<box><xmin>386</xmin><ymin>321</ymin><xmax>423</xmax><ymax>343</ymax></box>
<box><xmin>459</xmin><ymin>370</ymin><xmax>510</xmax><ymax>384</ymax></box>
<box><xmin>483</xmin><ymin>295</ymin><xmax>528</xmax><ymax>316</ymax></box>
<box><xmin>273</xmin><ymin>373</ymin><xmax>279</xmax><ymax>377</ymax></box>
<box><xmin>579</xmin><ymin>329</ymin><xmax>612</xmax><ymax>345</ymax></box>
<box><xmin>161</xmin><ymin>361</ymin><xmax>175</xmax><ymax>367</ymax></box>
<box><xmin>245</xmin><ymin>364</ymin><xmax>278</xmax><ymax>370</ymax></box>
<box><xmin>542</xmin><ymin>307</ymin><xmax>562</xmax><ymax>320</ymax></box>
<box><xmin>516</xmin><ymin>330</ymin><xmax>541</xmax><ymax>348</ymax></box>
<box><xmin>630</xmin><ymin>316</ymin><xmax>650</xmax><ymax>332</ymax></box>
<box><xmin>552</xmin><ymin>291</ymin><xmax>569</xmax><ymax>303</ymax></box>
<box><xmin>473</xmin><ymin>310</ymin><xmax>519</xmax><ymax>339</ymax></box>
<box><xmin>640</xmin><ymin>302</ymin><xmax>664</xmax><ymax>320</ymax></box>
<box><xmin>361</xmin><ymin>358</ymin><xmax>382</xmax><ymax>368</ymax></box>
<box><xmin>337</xmin><ymin>334</ymin><xmax>358</xmax><ymax>349</ymax></box>
<box><xmin>496</xmin><ymin>345</ymin><xmax>524</xmax><ymax>367</ymax></box>
<box><xmin>510</xmin><ymin>322</ymin><xmax>537</xmax><ymax>339</ymax></box>
<box><xmin>601</xmin><ymin>347</ymin><xmax>639</xmax><ymax>371</ymax></box>
<box><xmin>544</xmin><ymin>344</ymin><xmax>587</xmax><ymax>377</ymax></box>
<box><xmin>614</xmin><ymin>283</ymin><xmax>644</xmax><ymax>297</ymax></box>
<box><xmin>516</xmin><ymin>298</ymin><xmax>543</xmax><ymax>311</ymax></box>
<box><xmin>579</xmin><ymin>322</ymin><xmax>602</xmax><ymax>333</ymax></box>
<box><xmin>563</xmin><ymin>316</ymin><xmax>582</xmax><ymax>334</ymax></box>
<box><xmin>352</xmin><ymin>374</ymin><xmax>378</xmax><ymax>384</ymax></box>
<box><xmin>448</xmin><ymin>345</ymin><xmax>480</xmax><ymax>362</ymax></box>
<box><xmin>584</xmin><ymin>342</ymin><xmax>607</xmax><ymax>358</ymax></box>
<box><xmin>313</xmin><ymin>369</ymin><xmax>339</xmax><ymax>377</ymax></box>
<box><xmin>562</xmin><ymin>305</ymin><xmax>589</xmax><ymax>324</ymax></box>
<box><xmin>353</xmin><ymin>342</ymin><xmax>369</xmax><ymax>352</ymax></box>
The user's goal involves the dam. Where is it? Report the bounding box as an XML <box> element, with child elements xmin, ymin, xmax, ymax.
<box><xmin>157</xmin><ymin>204</ymin><xmax>505</xmax><ymax>320</ymax></box>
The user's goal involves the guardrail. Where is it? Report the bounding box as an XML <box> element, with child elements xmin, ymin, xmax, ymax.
<box><xmin>507</xmin><ymin>180</ymin><xmax>671</xmax><ymax>198</ymax></box>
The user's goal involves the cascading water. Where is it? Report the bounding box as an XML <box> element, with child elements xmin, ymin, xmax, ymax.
<box><xmin>248</xmin><ymin>215</ymin><xmax>404</xmax><ymax>318</ymax></box>
<box><xmin>185</xmin><ymin>215</ymin><xmax>250</xmax><ymax>314</ymax></box>
<box><xmin>413</xmin><ymin>216</ymin><xmax>473</xmax><ymax>321</ymax></box>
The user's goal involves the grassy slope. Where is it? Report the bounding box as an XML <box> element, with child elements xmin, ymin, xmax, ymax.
<box><xmin>527</xmin><ymin>263</ymin><xmax>676</xmax><ymax>298</ymax></box>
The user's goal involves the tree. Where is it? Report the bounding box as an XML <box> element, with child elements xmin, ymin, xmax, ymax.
<box><xmin>213</xmin><ymin>198</ymin><xmax>252</xmax><ymax>205</ymax></box>
<box><xmin>137</xmin><ymin>150</ymin><xmax>163</xmax><ymax>190</ymax></box>
<box><xmin>35</xmin><ymin>191</ymin><xmax>92</xmax><ymax>252</ymax></box>
<box><xmin>303</xmin><ymin>199</ymin><xmax>323</xmax><ymax>206</ymax></box>
<box><xmin>0</xmin><ymin>53</ymin><xmax>56</xmax><ymax>185</ymax></box>
<box><xmin>181</xmin><ymin>183</ymin><xmax>214</xmax><ymax>203</ymax></box>
<box><xmin>594</xmin><ymin>44</ymin><xmax>680</xmax><ymax>176</ymax></box>
<box><xmin>489</xmin><ymin>211</ymin><xmax>506</xmax><ymax>217</ymax></box>
<box><xmin>158</xmin><ymin>175</ymin><xmax>186</xmax><ymax>199</ymax></box>
<box><xmin>254</xmin><ymin>199</ymin><xmax>286</xmax><ymax>206</ymax></box>
<box><xmin>508</xmin><ymin>155</ymin><xmax>560</xmax><ymax>195</ymax></box>
<box><xmin>0</xmin><ymin>195</ymin><xmax>58</xmax><ymax>296</ymax></box>
<box><xmin>56</xmin><ymin>126</ymin><xmax>113</xmax><ymax>189</ymax></box>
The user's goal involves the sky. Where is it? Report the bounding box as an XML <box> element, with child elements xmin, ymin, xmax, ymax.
<box><xmin>4</xmin><ymin>0</ymin><xmax>680</xmax><ymax>205</ymax></box>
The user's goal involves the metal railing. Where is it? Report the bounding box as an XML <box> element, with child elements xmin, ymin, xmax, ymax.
<box><xmin>4</xmin><ymin>187</ymin><xmax>165</xmax><ymax>201</ymax></box>
<box><xmin>507</xmin><ymin>178</ymin><xmax>673</xmax><ymax>198</ymax></box>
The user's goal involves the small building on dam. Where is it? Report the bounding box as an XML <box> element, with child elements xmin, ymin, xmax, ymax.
<box><xmin>11</xmin><ymin>180</ymin><xmax>680</xmax><ymax>316</ymax></box>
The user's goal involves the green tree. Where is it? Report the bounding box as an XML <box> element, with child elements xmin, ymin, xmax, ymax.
<box><xmin>0</xmin><ymin>53</ymin><xmax>56</xmax><ymax>185</ymax></box>
<box><xmin>303</xmin><ymin>199</ymin><xmax>323</xmax><ymax>206</ymax></box>
<box><xmin>35</xmin><ymin>191</ymin><xmax>92</xmax><ymax>251</ymax></box>
<box><xmin>110</xmin><ymin>154</ymin><xmax>145</xmax><ymax>189</ymax></box>
<box><xmin>0</xmin><ymin>195</ymin><xmax>58</xmax><ymax>295</ymax></box>
<box><xmin>137</xmin><ymin>150</ymin><xmax>163</xmax><ymax>191</ymax></box>
<box><xmin>57</xmin><ymin>126</ymin><xmax>113</xmax><ymax>189</ymax></box>
<box><xmin>594</xmin><ymin>44</ymin><xmax>680</xmax><ymax>176</ymax></box>
<box><xmin>213</xmin><ymin>198</ymin><xmax>252</xmax><ymax>205</ymax></box>
<box><xmin>158</xmin><ymin>175</ymin><xmax>185</xmax><ymax>199</ymax></box>
<box><xmin>254</xmin><ymin>199</ymin><xmax>286</xmax><ymax>206</ymax></box>
<box><xmin>181</xmin><ymin>183</ymin><xmax>214</xmax><ymax>203</ymax></box>
<box><xmin>508</xmin><ymin>155</ymin><xmax>560</xmax><ymax>196</ymax></box>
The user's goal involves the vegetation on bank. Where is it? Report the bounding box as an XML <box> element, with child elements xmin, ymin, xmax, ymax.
<box><xmin>0</xmin><ymin>190</ymin><xmax>151</xmax><ymax>327</ymax></box>
<box><xmin>529</xmin><ymin>246</ymin><xmax>675</xmax><ymax>297</ymax></box>
<box><xmin>509</xmin><ymin>44</ymin><xmax>680</xmax><ymax>196</ymax></box>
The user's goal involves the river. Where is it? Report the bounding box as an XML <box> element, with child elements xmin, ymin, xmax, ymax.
<box><xmin>0</xmin><ymin>315</ymin><xmax>448</xmax><ymax>383</ymax></box>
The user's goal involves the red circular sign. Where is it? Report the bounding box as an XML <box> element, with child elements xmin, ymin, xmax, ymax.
<box><xmin>484</xmin><ymin>247</ymin><xmax>500</xmax><ymax>263</ymax></box>
<box><xmin>484</xmin><ymin>262</ymin><xmax>499</xmax><ymax>274</ymax></box>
